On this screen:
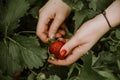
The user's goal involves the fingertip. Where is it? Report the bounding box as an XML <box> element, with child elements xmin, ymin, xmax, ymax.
<box><xmin>58</xmin><ymin>30</ymin><xmax>66</xmax><ymax>36</ymax></box>
<box><xmin>36</xmin><ymin>32</ymin><xmax>49</xmax><ymax>43</ymax></box>
<box><xmin>55</xmin><ymin>33</ymin><xmax>62</xmax><ymax>38</ymax></box>
<box><xmin>59</xmin><ymin>49</ymin><xmax>67</xmax><ymax>58</ymax></box>
<box><xmin>60</xmin><ymin>38</ymin><xmax>78</xmax><ymax>56</ymax></box>
<box><xmin>49</xmin><ymin>34</ymin><xmax>55</xmax><ymax>39</ymax></box>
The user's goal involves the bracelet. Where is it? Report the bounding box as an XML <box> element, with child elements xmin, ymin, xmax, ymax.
<box><xmin>102</xmin><ymin>11</ymin><xmax>112</xmax><ymax>28</ymax></box>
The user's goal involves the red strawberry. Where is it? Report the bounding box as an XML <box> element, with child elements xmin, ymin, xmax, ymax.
<box><xmin>49</xmin><ymin>41</ymin><xmax>66</xmax><ymax>59</ymax></box>
<box><xmin>13</xmin><ymin>72</ymin><xmax>22</xmax><ymax>79</ymax></box>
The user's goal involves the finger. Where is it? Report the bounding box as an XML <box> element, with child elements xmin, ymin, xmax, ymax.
<box><xmin>48</xmin><ymin>15</ymin><xmax>65</xmax><ymax>39</ymax></box>
<box><xmin>55</xmin><ymin>33</ymin><xmax>62</xmax><ymax>38</ymax></box>
<box><xmin>48</xmin><ymin>43</ymin><xmax>91</xmax><ymax>66</ymax></box>
<box><xmin>58</xmin><ymin>38</ymin><xmax>66</xmax><ymax>43</ymax></box>
<box><xmin>55</xmin><ymin>30</ymin><xmax>66</xmax><ymax>38</ymax></box>
<box><xmin>61</xmin><ymin>23</ymin><xmax>67</xmax><ymax>29</ymax></box>
<box><xmin>36</xmin><ymin>15</ymin><xmax>50</xmax><ymax>43</ymax></box>
<box><xmin>60</xmin><ymin>36</ymin><xmax>80</xmax><ymax>57</ymax></box>
<box><xmin>58</xmin><ymin>30</ymin><xmax>66</xmax><ymax>36</ymax></box>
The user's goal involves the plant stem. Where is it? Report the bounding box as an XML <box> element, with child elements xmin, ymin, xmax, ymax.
<box><xmin>7</xmin><ymin>36</ymin><xmax>26</xmax><ymax>50</ymax></box>
<box><xmin>4</xmin><ymin>25</ymin><xmax>8</xmax><ymax>39</ymax></box>
<box><xmin>18</xmin><ymin>31</ymin><xmax>36</xmax><ymax>34</ymax></box>
<box><xmin>30</xmin><ymin>70</ymin><xmax>37</xmax><ymax>75</ymax></box>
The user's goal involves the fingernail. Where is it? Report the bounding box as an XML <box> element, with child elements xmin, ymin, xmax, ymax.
<box><xmin>60</xmin><ymin>49</ymin><xmax>67</xmax><ymax>57</ymax></box>
<box><xmin>58</xmin><ymin>49</ymin><xmax>67</xmax><ymax>59</ymax></box>
<box><xmin>50</xmin><ymin>34</ymin><xmax>55</xmax><ymax>39</ymax></box>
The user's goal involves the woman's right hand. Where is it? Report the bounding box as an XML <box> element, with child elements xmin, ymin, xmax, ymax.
<box><xmin>48</xmin><ymin>14</ymin><xmax>110</xmax><ymax>66</ymax></box>
<box><xmin>36</xmin><ymin>0</ymin><xmax>71</xmax><ymax>43</ymax></box>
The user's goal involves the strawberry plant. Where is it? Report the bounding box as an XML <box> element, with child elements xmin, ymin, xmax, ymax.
<box><xmin>0</xmin><ymin>0</ymin><xmax>120</xmax><ymax>80</ymax></box>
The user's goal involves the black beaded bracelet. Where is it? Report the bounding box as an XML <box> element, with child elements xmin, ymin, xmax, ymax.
<box><xmin>102</xmin><ymin>11</ymin><xmax>112</xmax><ymax>28</ymax></box>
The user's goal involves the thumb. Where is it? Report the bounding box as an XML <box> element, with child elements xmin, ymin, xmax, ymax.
<box><xmin>60</xmin><ymin>36</ymin><xmax>79</xmax><ymax>57</ymax></box>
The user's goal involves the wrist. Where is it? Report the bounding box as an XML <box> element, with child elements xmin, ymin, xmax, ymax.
<box><xmin>104</xmin><ymin>0</ymin><xmax>120</xmax><ymax>28</ymax></box>
<box><xmin>93</xmin><ymin>14</ymin><xmax>110</xmax><ymax>32</ymax></box>
<box><xmin>84</xmin><ymin>13</ymin><xmax>110</xmax><ymax>39</ymax></box>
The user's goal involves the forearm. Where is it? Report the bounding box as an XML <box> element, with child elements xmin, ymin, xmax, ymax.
<box><xmin>105</xmin><ymin>0</ymin><xmax>120</xmax><ymax>28</ymax></box>
<box><xmin>77</xmin><ymin>0</ymin><xmax>120</xmax><ymax>41</ymax></box>
<box><xmin>87</xmin><ymin>0</ymin><xmax>120</xmax><ymax>35</ymax></box>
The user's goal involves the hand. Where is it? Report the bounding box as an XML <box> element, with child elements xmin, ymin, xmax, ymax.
<box><xmin>48</xmin><ymin>14</ymin><xmax>110</xmax><ymax>66</ymax></box>
<box><xmin>36</xmin><ymin>0</ymin><xmax>71</xmax><ymax>43</ymax></box>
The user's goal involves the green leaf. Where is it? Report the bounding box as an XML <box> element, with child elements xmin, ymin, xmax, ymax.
<box><xmin>98</xmin><ymin>70</ymin><xmax>118</xmax><ymax>80</ymax></box>
<box><xmin>89</xmin><ymin>0</ymin><xmax>113</xmax><ymax>11</ymax></box>
<box><xmin>67</xmin><ymin>63</ymin><xmax>82</xmax><ymax>79</ymax></box>
<box><xmin>117</xmin><ymin>60</ymin><xmax>120</xmax><ymax>70</ymax></box>
<box><xmin>46</xmin><ymin>75</ymin><xmax>61</xmax><ymax>80</ymax></box>
<box><xmin>63</xmin><ymin>0</ymin><xmax>84</xmax><ymax>11</ymax></box>
<box><xmin>78</xmin><ymin>68</ymin><xmax>105</xmax><ymax>80</ymax></box>
<box><xmin>9</xmin><ymin>35</ymin><xmax>47</xmax><ymax>69</ymax></box>
<box><xmin>9</xmin><ymin>40</ymin><xmax>21</xmax><ymax>63</ymax></box>
<box><xmin>0</xmin><ymin>72</ymin><xmax>13</xmax><ymax>80</ymax></box>
<box><xmin>78</xmin><ymin>52</ymin><xmax>105</xmax><ymax>80</ymax></box>
<box><xmin>27</xmin><ymin>0</ymin><xmax>38</xmax><ymax>5</ymax></box>
<box><xmin>0</xmin><ymin>40</ymin><xmax>22</xmax><ymax>75</ymax></box>
<box><xmin>29</xmin><ymin>0</ymin><xmax>47</xmax><ymax>18</ymax></box>
<box><xmin>27</xmin><ymin>73</ymin><xmax>36</xmax><ymax>80</ymax></box>
<box><xmin>0</xmin><ymin>35</ymin><xmax>47</xmax><ymax>75</ymax></box>
<box><xmin>73</xmin><ymin>10</ymin><xmax>87</xmax><ymax>32</ymax></box>
<box><xmin>43</xmin><ymin>65</ymin><xmax>69</xmax><ymax>79</ymax></box>
<box><xmin>95</xmin><ymin>51</ymin><xmax>116</xmax><ymax>66</ymax></box>
<box><xmin>0</xmin><ymin>0</ymin><xmax>29</xmax><ymax>35</ymax></box>
<box><xmin>110</xmin><ymin>46</ymin><xmax>117</xmax><ymax>52</ymax></box>
<box><xmin>115</xmin><ymin>30</ymin><xmax>120</xmax><ymax>39</ymax></box>
<box><xmin>73</xmin><ymin>9</ymin><xmax>98</xmax><ymax>32</ymax></box>
<box><xmin>68</xmin><ymin>76</ymin><xmax>81</xmax><ymax>80</ymax></box>
<box><xmin>30</xmin><ymin>6</ymin><xmax>40</xmax><ymax>18</ymax></box>
<box><xmin>67</xmin><ymin>64</ymin><xmax>76</xmax><ymax>79</ymax></box>
<box><xmin>81</xmin><ymin>52</ymin><xmax>93</xmax><ymax>68</ymax></box>
<box><xmin>36</xmin><ymin>72</ymin><xmax>46</xmax><ymax>80</ymax></box>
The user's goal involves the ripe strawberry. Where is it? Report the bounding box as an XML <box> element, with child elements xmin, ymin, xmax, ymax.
<box><xmin>13</xmin><ymin>72</ymin><xmax>22</xmax><ymax>79</ymax></box>
<box><xmin>49</xmin><ymin>40</ymin><xmax>66</xmax><ymax>59</ymax></box>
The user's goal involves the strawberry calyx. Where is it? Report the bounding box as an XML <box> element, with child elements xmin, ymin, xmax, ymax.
<box><xmin>48</xmin><ymin>52</ymin><xmax>55</xmax><ymax>60</ymax></box>
<box><xmin>48</xmin><ymin>37</ymin><xmax>57</xmax><ymax>45</ymax></box>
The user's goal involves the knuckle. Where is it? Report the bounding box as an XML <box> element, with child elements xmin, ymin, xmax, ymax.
<box><xmin>56</xmin><ymin>15</ymin><xmax>64</xmax><ymax>21</ymax></box>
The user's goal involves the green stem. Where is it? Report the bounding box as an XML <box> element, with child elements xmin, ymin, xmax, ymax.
<box><xmin>7</xmin><ymin>36</ymin><xmax>26</xmax><ymax>49</ymax></box>
<box><xmin>7</xmin><ymin>36</ymin><xmax>35</xmax><ymax>54</ymax></box>
<box><xmin>3</xmin><ymin>38</ymin><xmax>8</xmax><ymax>49</ymax></box>
<box><xmin>116</xmin><ymin>41</ymin><xmax>120</xmax><ymax>47</ymax></box>
<box><xmin>4</xmin><ymin>26</ymin><xmax>8</xmax><ymax>39</ymax></box>
<box><xmin>30</xmin><ymin>70</ymin><xmax>37</xmax><ymax>75</ymax></box>
<box><xmin>18</xmin><ymin>31</ymin><xmax>36</xmax><ymax>34</ymax></box>
<box><xmin>3</xmin><ymin>25</ymin><xmax>9</xmax><ymax>48</ymax></box>
<box><xmin>109</xmin><ymin>36</ymin><xmax>119</xmax><ymax>43</ymax></box>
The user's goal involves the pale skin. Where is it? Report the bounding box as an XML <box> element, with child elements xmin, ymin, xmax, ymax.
<box><xmin>36</xmin><ymin>0</ymin><xmax>120</xmax><ymax>66</ymax></box>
